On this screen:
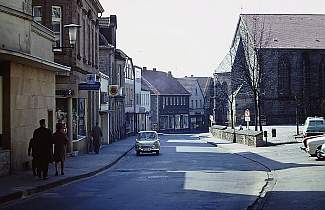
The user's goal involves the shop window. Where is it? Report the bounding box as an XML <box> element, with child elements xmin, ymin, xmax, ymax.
<box><xmin>52</xmin><ymin>6</ymin><xmax>62</xmax><ymax>51</ymax></box>
<box><xmin>169</xmin><ymin>115</ymin><xmax>174</xmax><ymax>129</ymax></box>
<box><xmin>183</xmin><ymin>114</ymin><xmax>189</xmax><ymax>129</ymax></box>
<box><xmin>78</xmin><ymin>98</ymin><xmax>86</xmax><ymax>136</ymax></box>
<box><xmin>175</xmin><ymin>115</ymin><xmax>181</xmax><ymax>129</ymax></box>
<box><xmin>159</xmin><ymin>116</ymin><xmax>169</xmax><ymax>130</ymax></box>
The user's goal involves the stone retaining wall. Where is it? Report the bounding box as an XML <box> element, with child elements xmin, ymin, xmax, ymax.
<box><xmin>0</xmin><ymin>150</ymin><xmax>10</xmax><ymax>176</ymax></box>
<box><xmin>210</xmin><ymin>126</ymin><xmax>265</xmax><ymax>147</ymax></box>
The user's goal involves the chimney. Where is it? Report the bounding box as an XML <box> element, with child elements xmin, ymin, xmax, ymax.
<box><xmin>167</xmin><ymin>71</ymin><xmax>172</xmax><ymax>77</ymax></box>
<box><xmin>191</xmin><ymin>75</ymin><xmax>193</xmax><ymax>77</ymax></box>
<box><xmin>143</xmin><ymin>67</ymin><xmax>147</xmax><ymax>71</ymax></box>
<box><xmin>153</xmin><ymin>68</ymin><xmax>156</xmax><ymax>71</ymax></box>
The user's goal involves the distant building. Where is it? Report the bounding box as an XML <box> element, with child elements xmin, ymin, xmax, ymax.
<box><xmin>177</xmin><ymin>77</ymin><xmax>205</xmax><ymax>130</ymax></box>
<box><xmin>99</xmin><ymin>16</ymin><xmax>126</xmax><ymax>142</ymax></box>
<box><xmin>140</xmin><ymin>80</ymin><xmax>152</xmax><ymax>131</ymax></box>
<box><xmin>0</xmin><ymin>0</ymin><xmax>69</xmax><ymax>173</ymax></box>
<box><xmin>192</xmin><ymin>76</ymin><xmax>214</xmax><ymax>129</ymax></box>
<box><xmin>218</xmin><ymin>14</ymin><xmax>325</xmax><ymax>126</ymax></box>
<box><xmin>142</xmin><ymin>68</ymin><xmax>190</xmax><ymax>132</ymax></box>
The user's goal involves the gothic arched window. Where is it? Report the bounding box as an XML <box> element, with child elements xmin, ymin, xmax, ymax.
<box><xmin>319</xmin><ymin>58</ymin><xmax>325</xmax><ymax>98</ymax></box>
<box><xmin>278</xmin><ymin>56</ymin><xmax>291</xmax><ymax>96</ymax></box>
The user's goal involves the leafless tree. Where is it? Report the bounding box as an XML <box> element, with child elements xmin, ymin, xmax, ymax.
<box><xmin>214</xmin><ymin>48</ymin><xmax>242</xmax><ymax>130</ymax></box>
<box><xmin>235</xmin><ymin>15</ymin><xmax>273</xmax><ymax>131</ymax></box>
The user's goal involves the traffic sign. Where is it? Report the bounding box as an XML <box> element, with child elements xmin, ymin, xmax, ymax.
<box><xmin>245</xmin><ymin>109</ymin><xmax>250</xmax><ymax>122</ymax></box>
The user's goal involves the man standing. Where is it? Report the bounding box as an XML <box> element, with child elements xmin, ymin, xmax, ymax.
<box><xmin>91</xmin><ymin>122</ymin><xmax>103</xmax><ymax>154</ymax></box>
<box><xmin>33</xmin><ymin>119</ymin><xmax>52</xmax><ymax>179</ymax></box>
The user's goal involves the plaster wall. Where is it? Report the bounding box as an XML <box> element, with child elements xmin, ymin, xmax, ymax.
<box><xmin>10</xmin><ymin>62</ymin><xmax>56</xmax><ymax>170</ymax></box>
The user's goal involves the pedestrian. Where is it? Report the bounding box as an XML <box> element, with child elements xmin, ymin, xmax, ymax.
<box><xmin>91</xmin><ymin>122</ymin><xmax>103</xmax><ymax>154</ymax></box>
<box><xmin>52</xmin><ymin>123</ymin><xmax>69</xmax><ymax>176</ymax></box>
<box><xmin>33</xmin><ymin>119</ymin><xmax>52</xmax><ymax>180</ymax></box>
<box><xmin>28</xmin><ymin>137</ymin><xmax>38</xmax><ymax>176</ymax></box>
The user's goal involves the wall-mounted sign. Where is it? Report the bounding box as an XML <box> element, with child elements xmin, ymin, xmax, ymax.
<box><xmin>109</xmin><ymin>85</ymin><xmax>119</xmax><ymax>96</ymax></box>
<box><xmin>56</xmin><ymin>89</ymin><xmax>74</xmax><ymax>96</ymax></box>
<box><xmin>79</xmin><ymin>82</ymin><xmax>100</xmax><ymax>90</ymax></box>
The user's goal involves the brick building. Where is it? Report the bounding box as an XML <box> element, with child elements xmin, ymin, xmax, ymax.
<box><xmin>32</xmin><ymin>0</ymin><xmax>104</xmax><ymax>152</ymax></box>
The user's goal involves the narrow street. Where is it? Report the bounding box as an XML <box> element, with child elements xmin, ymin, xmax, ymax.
<box><xmin>1</xmin><ymin>134</ymin><xmax>267</xmax><ymax>210</ymax></box>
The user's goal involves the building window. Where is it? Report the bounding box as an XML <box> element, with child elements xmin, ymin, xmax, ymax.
<box><xmin>195</xmin><ymin>100</ymin><xmax>198</xmax><ymax>108</ymax></box>
<box><xmin>319</xmin><ymin>58</ymin><xmax>325</xmax><ymax>98</ymax></box>
<box><xmin>0</xmin><ymin>76</ymin><xmax>2</xmax><ymax>148</ymax></box>
<box><xmin>32</xmin><ymin>6</ymin><xmax>42</xmax><ymax>24</ymax></box>
<box><xmin>83</xmin><ymin>16</ymin><xmax>86</xmax><ymax>60</ymax></box>
<box><xmin>191</xmin><ymin>100</ymin><xmax>194</xmax><ymax>108</ymax></box>
<box><xmin>278</xmin><ymin>56</ymin><xmax>291</xmax><ymax>96</ymax></box>
<box><xmin>195</xmin><ymin>88</ymin><xmax>198</xmax><ymax>96</ymax></box>
<box><xmin>52</xmin><ymin>6</ymin><xmax>62</xmax><ymax>51</ymax></box>
<box><xmin>200</xmin><ymin>99</ymin><xmax>202</xmax><ymax>108</ymax></box>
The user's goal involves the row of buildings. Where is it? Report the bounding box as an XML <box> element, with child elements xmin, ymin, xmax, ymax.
<box><xmin>0</xmin><ymin>0</ymin><xmax>214</xmax><ymax>176</ymax></box>
<box><xmin>214</xmin><ymin>14</ymin><xmax>325</xmax><ymax>127</ymax></box>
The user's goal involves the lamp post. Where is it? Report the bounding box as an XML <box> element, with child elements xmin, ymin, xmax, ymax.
<box><xmin>53</xmin><ymin>24</ymin><xmax>80</xmax><ymax>153</ymax></box>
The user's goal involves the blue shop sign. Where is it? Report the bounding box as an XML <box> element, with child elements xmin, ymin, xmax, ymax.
<box><xmin>78</xmin><ymin>82</ymin><xmax>101</xmax><ymax>90</ymax></box>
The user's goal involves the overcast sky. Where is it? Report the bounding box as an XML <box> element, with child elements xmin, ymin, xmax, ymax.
<box><xmin>101</xmin><ymin>0</ymin><xmax>325</xmax><ymax>78</ymax></box>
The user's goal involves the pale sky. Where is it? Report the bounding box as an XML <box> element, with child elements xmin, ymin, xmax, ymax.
<box><xmin>101</xmin><ymin>0</ymin><xmax>325</xmax><ymax>78</ymax></box>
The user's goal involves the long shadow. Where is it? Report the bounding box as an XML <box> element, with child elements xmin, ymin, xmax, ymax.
<box><xmin>259</xmin><ymin>191</ymin><xmax>325</xmax><ymax>210</ymax></box>
<box><xmin>160</xmin><ymin>133</ymin><xmax>323</xmax><ymax>172</ymax></box>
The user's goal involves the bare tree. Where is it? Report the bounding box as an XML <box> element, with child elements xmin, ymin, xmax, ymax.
<box><xmin>214</xmin><ymin>48</ymin><xmax>242</xmax><ymax>130</ymax></box>
<box><xmin>235</xmin><ymin>15</ymin><xmax>273</xmax><ymax>131</ymax></box>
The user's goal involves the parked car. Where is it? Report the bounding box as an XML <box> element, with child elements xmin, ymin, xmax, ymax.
<box><xmin>315</xmin><ymin>143</ymin><xmax>325</xmax><ymax>160</ymax></box>
<box><xmin>303</xmin><ymin>117</ymin><xmax>325</xmax><ymax>138</ymax></box>
<box><xmin>303</xmin><ymin>135</ymin><xmax>325</xmax><ymax>156</ymax></box>
<box><xmin>135</xmin><ymin>131</ymin><xmax>160</xmax><ymax>156</ymax></box>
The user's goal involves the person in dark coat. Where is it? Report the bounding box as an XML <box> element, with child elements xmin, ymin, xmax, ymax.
<box><xmin>33</xmin><ymin>119</ymin><xmax>52</xmax><ymax>179</ymax></box>
<box><xmin>28</xmin><ymin>138</ymin><xmax>38</xmax><ymax>176</ymax></box>
<box><xmin>91</xmin><ymin>122</ymin><xmax>103</xmax><ymax>154</ymax></box>
<box><xmin>52</xmin><ymin>123</ymin><xmax>69</xmax><ymax>176</ymax></box>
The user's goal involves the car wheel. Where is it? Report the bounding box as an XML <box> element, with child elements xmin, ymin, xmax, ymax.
<box><xmin>136</xmin><ymin>151</ymin><xmax>140</xmax><ymax>156</ymax></box>
<box><xmin>316</xmin><ymin>147</ymin><xmax>323</xmax><ymax>160</ymax></box>
<box><xmin>156</xmin><ymin>151</ymin><xmax>159</xmax><ymax>156</ymax></box>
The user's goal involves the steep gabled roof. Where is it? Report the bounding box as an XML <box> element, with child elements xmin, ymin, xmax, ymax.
<box><xmin>142</xmin><ymin>70</ymin><xmax>190</xmax><ymax>95</ymax></box>
<box><xmin>191</xmin><ymin>77</ymin><xmax>212</xmax><ymax>95</ymax></box>
<box><xmin>239</xmin><ymin>14</ymin><xmax>325</xmax><ymax>49</ymax></box>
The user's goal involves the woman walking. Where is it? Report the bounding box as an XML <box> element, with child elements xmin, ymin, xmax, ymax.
<box><xmin>52</xmin><ymin>123</ymin><xmax>69</xmax><ymax>176</ymax></box>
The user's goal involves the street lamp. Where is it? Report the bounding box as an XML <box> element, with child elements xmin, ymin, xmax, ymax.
<box><xmin>53</xmin><ymin>24</ymin><xmax>81</xmax><ymax>50</ymax></box>
<box><xmin>64</xmin><ymin>24</ymin><xmax>81</xmax><ymax>46</ymax></box>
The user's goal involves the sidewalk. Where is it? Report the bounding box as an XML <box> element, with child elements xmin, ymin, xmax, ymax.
<box><xmin>0</xmin><ymin>136</ymin><xmax>135</xmax><ymax>205</ymax></box>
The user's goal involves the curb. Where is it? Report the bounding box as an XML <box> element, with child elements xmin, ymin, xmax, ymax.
<box><xmin>205</xmin><ymin>141</ymin><xmax>276</xmax><ymax>210</ymax></box>
<box><xmin>0</xmin><ymin>145</ymin><xmax>134</xmax><ymax>206</ymax></box>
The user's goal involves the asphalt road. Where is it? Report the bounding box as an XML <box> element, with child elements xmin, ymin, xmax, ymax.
<box><xmin>1</xmin><ymin>134</ymin><xmax>267</xmax><ymax>210</ymax></box>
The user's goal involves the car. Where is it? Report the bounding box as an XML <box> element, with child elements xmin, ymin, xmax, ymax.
<box><xmin>315</xmin><ymin>143</ymin><xmax>325</xmax><ymax>160</ymax></box>
<box><xmin>302</xmin><ymin>117</ymin><xmax>325</xmax><ymax>138</ymax></box>
<box><xmin>135</xmin><ymin>131</ymin><xmax>160</xmax><ymax>156</ymax></box>
<box><xmin>303</xmin><ymin>135</ymin><xmax>325</xmax><ymax>157</ymax></box>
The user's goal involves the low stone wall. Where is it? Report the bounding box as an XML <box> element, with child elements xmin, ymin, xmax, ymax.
<box><xmin>210</xmin><ymin>126</ymin><xmax>265</xmax><ymax>147</ymax></box>
<box><xmin>0</xmin><ymin>150</ymin><xmax>10</xmax><ymax>176</ymax></box>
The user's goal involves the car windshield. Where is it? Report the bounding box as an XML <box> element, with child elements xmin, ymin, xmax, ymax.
<box><xmin>138</xmin><ymin>132</ymin><xmax>157</xmax><ymax>140</ymax></box>
<box><xmin>309</xmin><ymin>120</ymin><xmax>324</xmax><ymax>126</ymax></box>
